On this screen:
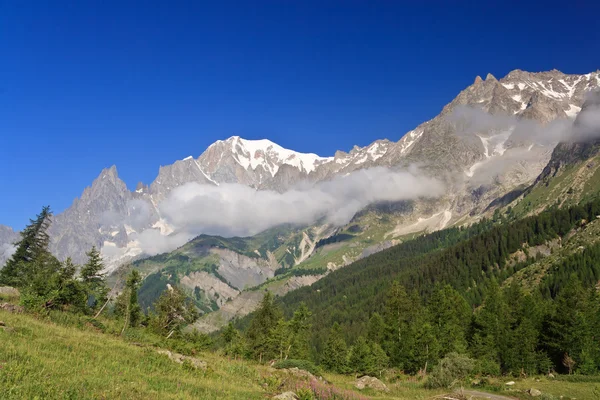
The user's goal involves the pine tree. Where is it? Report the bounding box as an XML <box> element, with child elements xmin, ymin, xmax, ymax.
<box><xmin>427</xmin><ymin>284</ymin><xmax>470</xmax><ymax>356</ymax></box>
<box><xmin>322</xmin><ymin>322</ymin><xmax>348</xmax><ymax>373</ymax></box>
<box><xmin>119</xmin><ymin>269</ymin><xmax>142</xmax><ymax>328</ymax></box>
<box><xmin>222</xmin><ymin>322</ymin><xmax>246</xmax><ymax>359</ymax></box>
<box><xmin>349</xmin><ymin>336</ymin><xmax>374</xmax><ymax>375</ymax></box>
<box><xmin>80</xmin><ymin>246</ymin><xmax>108</xmax><ymax>309</ymax></box>
<box><xmin>289</xmin><ymin>302</ymin><xmax>312</xmax><ymax>360</ymax></box>
<box><xmin>246</xmin><ymin>291</ymin><xmax>282</xmax><ymax>362</ymax></box>
<box><xmin>367</xmin><ymin>312</ymin><xmax>386</xmax><ymax>345</ymax></box>
<box><xmin>370</xmin><ymin>341</ymin><xmax>389</xmax><ymax>376</ymax></box>
<box><xmin>267</xmin><ymin>318</ymin><xmax>292</xmax><ymax>361</ymax></box>
<box><xmin>0</xmin><ymin>206</ymin><xmax>52</xmax><ymax>287</ymax></box>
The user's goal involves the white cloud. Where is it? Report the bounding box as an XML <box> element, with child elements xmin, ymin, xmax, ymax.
<box><xmin>156</xmin><ymin>166</ymin><xmax>443</xmax><ymax>239</ymax></box>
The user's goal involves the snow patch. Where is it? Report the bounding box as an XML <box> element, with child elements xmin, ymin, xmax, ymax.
<box><xmin>152</xmin><ymin>219</ymin><xmax>174</xmax><ymax>235</ymax></box>
<box><xmin>398</xmin><ymin>129</ymin><xmax>423</xmax><ymax>154</ymax></box>
<box><xmin>565</xmin><ymin>104</ymin><xmax>581</xmax><ymax>118</ymax></box>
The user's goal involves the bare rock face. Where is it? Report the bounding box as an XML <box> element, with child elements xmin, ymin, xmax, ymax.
<box><xmin>354</xmin><ymin>376</ymin><xmax>389</xmax><ymax>392</ymax></box>
<box><xmin>179</xmin><ymin>271</ymin><xmax>239</xmax><ymax>308</ymax></box>
<box><xmin>214</xmin><ymin>248</ymin><xmax>277</xmax><ymax>290</ymax></box>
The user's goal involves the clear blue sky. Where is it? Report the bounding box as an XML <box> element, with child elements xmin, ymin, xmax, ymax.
<box><xmin>1</xmin><ymin>1</ymin><xmax>599</xmax><ymax>229</ymax></box>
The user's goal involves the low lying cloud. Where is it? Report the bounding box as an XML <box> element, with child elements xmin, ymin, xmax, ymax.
<box><xmin>101</xmin><ymin>198</ymin><xmax>155</xmax><ymax>231</ymax></box>
<box><xmin>449</xmin><ymin>91</ymin><xmax>600</xmax><ymax>186</ymax></box>
<box><xmin>134</xmin><ymin>229</ymin><xmax>193</xmax><ymax>256</ymax></box>
<box><xmin>450</xmin><ymin>106</ymin><xmax>572</xmax><ymax>146</ymax></box>
<box><xmin>0</xmin><ymin>243</ymin><xmax>17</xmax><ymax>267</ymax></box>
<box><xmin>157</xmin><ymin>166</ymin><xmax>443</xmax><ymax>239</ymax></box>
<box><xmin>572</xmin><ymin>90</ymin><xmax>600</xmax><ymax>142</ymax></box>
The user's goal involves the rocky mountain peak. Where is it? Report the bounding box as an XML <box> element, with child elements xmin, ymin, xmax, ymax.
<box><xmin>485</xmin><ymin>73</ymin><xmax>497</xmax><ymax>82</ymax></box>
<box><xmin>474</xmin><ymin>75</ymin><xmax>483</xmax><ymax>85</ymax></box>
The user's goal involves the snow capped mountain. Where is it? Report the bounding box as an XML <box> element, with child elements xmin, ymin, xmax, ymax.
<box><xmin>222</xmin><ymin>136</ymin><xmax>331</xmax><ymax>175</ymax></box>
<box><xmin>17</xmin><ymin>68</ymin><xmax>597</xmax><ymax>270</ymax></box>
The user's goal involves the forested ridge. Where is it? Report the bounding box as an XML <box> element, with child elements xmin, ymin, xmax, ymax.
<box><xmin>225</xmin><ymin>199</ymin><xmax>600</xmax><ymax>378</ymax></box>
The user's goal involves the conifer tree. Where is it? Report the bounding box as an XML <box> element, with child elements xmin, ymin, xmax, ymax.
<box><xmin>116</xmin><ymin>269</ymin><xmax>142</xmax><ymax>328</ymax></box>
<box><xmin>246</xmin><ymin>291</ymin><xmax>282</xmax><ymax>362</ymax></box>
<box><xmin>80</xmin><ymin>246</ymin><xmax>108</xmax><ymax>309</ymax></box>
<box><xmin>428</xmin><ymin>284</ymin><xmax>470</xmax><ymax>356</ymax></box>
<box><xmin>222</xmin><ymin>322</ymin><xmax>246</xmax><ymax>359</ymax></box>
<box><xmin>289</xmin><ymin>302</ymin><xmax>312</xmax><ymax>360</ymax></box>
<box><xmin>267</xmin><ymin>318</ymin><xmax>292</xmax><ymax>361</ymax></box>
<box><xmin>367</xmin><ymin>312</ymin><xmax>386</xmax><ymax>345</ymax></box>
<box><xmin>0</xmin><ymin>206</ymin><xmax>52</xmax><ymax>287</ymax></box>
<box><xmin>349</xmin><ymin>336</ymin><xmax>374</xmax><ymax>375</ymax></box>
<box><xmin>322</xmin><ymin>322</ymin><xmax>348</xmax><ymax>373</ymax></box>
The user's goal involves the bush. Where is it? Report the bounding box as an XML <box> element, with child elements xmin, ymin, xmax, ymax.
<box><xmin>473</xmin><ymin>357</ymin><xmax>501</xmax><ymax>376</ymax></box>
<box><xmin>425</xmin><ymin>353</ymin><xmax>475</xmax><ymax>389</ymax></box>
<box><xmin>273</xmin><ymin>359</ymin><xmax>322</xmax><ymax>376</ymax></box>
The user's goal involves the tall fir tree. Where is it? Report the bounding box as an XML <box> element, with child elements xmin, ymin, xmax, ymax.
<box><xmin>322</xmin><ymin>322</ymin><xmax>348</xmax><ymax>373</ymax></box>
<box><xmin>289</xmin><ymin>302</ymin><xmax>312</xmax><ymax>360</ymax></box>
<box><xmin>0</xmin><ymin>206</ymin><xmax>52</xmax><ymax>287</ymax></box>
<box><xmin>80</xmin><ymin>246</ymin><xmax>108</xmax><ymax>309</ymax></box>
<box><xmin>246</xmin><ymin>291</ymin><xmax>282</xmax><ymax>362</ymax></box>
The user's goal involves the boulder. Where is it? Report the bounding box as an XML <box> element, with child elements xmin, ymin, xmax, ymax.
<box><xmin>283</xmin><ymin>367</ymin><xmax>314</xmax><ymax>380</ymax></box>
<box><xmin>156</xmin><ymin>349</ymin><xmax>207</xmax><ymax>370</ymax></box>
<box><xmin>0</xmin><ymin>302</ymin><xmax>24</xmax><ymax>313</ymax></box>
<box><xmin>273</xmin><ymin>392</ymin><xmax>298</xmax><ymax>400</ymax></box>
<box><xmin>354</xmin><ymin>376</ymin><xmax>389</xmax><ymax>392</ymax></box>
<box><xmin>0</xmin><ymin>286</ymin><xmax>19</xmax><ymax>298</ymax></box>
<box><xmin>529</xmin><ymin>388</ymin><xmax>542</xmax><ymax>397</ymax></box>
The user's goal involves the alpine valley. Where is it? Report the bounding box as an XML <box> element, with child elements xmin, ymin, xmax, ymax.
<box><xmin>2</xmin><ymin>68</ymin><xmax>600</xmax><ymax>335</ymax></box>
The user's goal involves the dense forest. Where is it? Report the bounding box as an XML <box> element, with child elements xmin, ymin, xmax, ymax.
<box><xmin>226</xmin><ymin>199</ymin><xmax>600</xmax><ymax>377</ymax></box>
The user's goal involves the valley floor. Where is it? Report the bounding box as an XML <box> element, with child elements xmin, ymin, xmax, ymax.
<box><xmin>1</xmin><ymin>310</ymin><xmax>599</xmax><ymax>400</ymax></box>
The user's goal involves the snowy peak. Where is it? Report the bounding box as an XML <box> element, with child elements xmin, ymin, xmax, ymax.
<box><xmin>224</xmin><ymin>136</ymin><xmax>332</xmax><ymax>176</ymax></box>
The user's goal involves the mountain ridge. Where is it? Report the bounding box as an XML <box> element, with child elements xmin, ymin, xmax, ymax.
<box><xmin>2</xmin><ymin>69</ymin><xmax>599</xmax><ymax>277</ymax></box>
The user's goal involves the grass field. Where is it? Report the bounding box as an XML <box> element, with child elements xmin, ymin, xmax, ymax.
<box><xmin>1</xmin><ymin>309</ymin><xmax>599</xmax><ymax>400</ymax></box>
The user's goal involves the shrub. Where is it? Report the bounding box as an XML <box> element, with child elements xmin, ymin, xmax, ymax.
<box><xmin>425</xmin><ymin>353</ymin><xmax>475</xmax><ymax>389</ymax></box>
<box><xmin>273</xmin><ymin>359</ymin><xmax>322</xmax><ymax>376</ymax></box>
<box><xmin>473</xmin><ymin>357</ymin><xmax>501</xmax><ymax>376</ymax></box>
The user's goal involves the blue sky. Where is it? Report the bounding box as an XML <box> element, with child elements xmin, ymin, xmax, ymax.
<box><xmin>1</xmin><ymin>1</ymin><xmax>599</xmax><ymax>229</ymax></box>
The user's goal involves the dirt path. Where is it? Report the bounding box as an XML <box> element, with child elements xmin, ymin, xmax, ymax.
<box><xmin>436</xmin><ymin>390</ymin><xmax>518</xmax><ymax>400</ymax></box>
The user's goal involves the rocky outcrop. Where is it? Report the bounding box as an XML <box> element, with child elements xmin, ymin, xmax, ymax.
<box><xmin>179</xmin><ymin>271</ymin><xmax>239</xmax><ymax>307</ymax></box>
<box><xmin>272</xmin><ymin>392</ymin><xmax>298</xmax><ymax>400</ymax></box>
<box><xmin>156</xmin><ymin>349</ymin><xmax>207</xmax><ymax>370</ymax></box>
<box><xmin>354</xmin><ymin>376</ymin><xmax>389</xmax><ymax>392</ymax></box>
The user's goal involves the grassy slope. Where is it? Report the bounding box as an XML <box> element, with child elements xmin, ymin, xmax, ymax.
<box><xmin>2</xmin><ymin>309</ymin><xmax>598</xmax><ymax>400</ymax></box>
<box><xmin>0</xmin><ymin>310</ymin><xmax>266</xmax><ymax>399</ymax></box>
<box><xmin>0</xmin><ymin>310</ymin><xmax>452</xmax><ymax>400</ymax></box>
